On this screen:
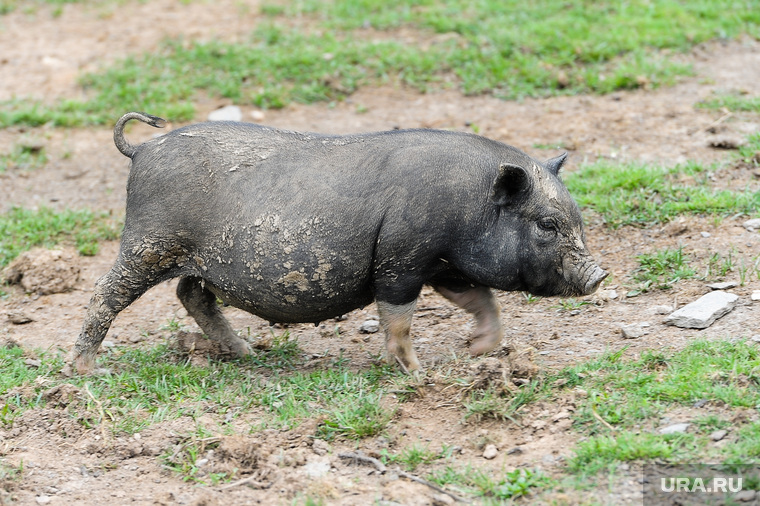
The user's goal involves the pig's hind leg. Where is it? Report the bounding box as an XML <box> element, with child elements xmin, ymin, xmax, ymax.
<box><xmin>432</xmin><ymin>283</ymin><xmax>504</xmax><ymax>356</ymax></box>
<box><xmin>176</xmin><ymin>277</ymin><xmax>252</xmax><ymax>359</ymax></box>
<box><xmin>70</xmin><ymin>256</ymin><xmax>161</xmax><ymax>375</ymax></box>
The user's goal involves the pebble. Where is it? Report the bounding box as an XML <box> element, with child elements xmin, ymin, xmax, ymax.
<box><xmin>208</xmin><ymin>105</ymin><xmax>242</xmax><ymax>122</ymax></box>
<box><xmin>653</xmin><ymin>305</ymin><xmax>673</xmax><ymax>315</ymax></box>
<box><xmin>710</xmin><ymin>429</ymin><xmax>728</xmax><ymax>442</ymax></box>
<box><xmin>743</xmin><ymin>218</ymin><xmax>760</xmax><ymax>232</ymax></box>
<box><xmin>7</xmin><ymin>311</ymin><xmax>34</xmax><ymax>324</ymax></box>
<box><xmin>659</xmin><ymin>422</ymin><xmax>690</xmax><ymax>435</ymax></box>
<box><xmin>35</xmin><ymin>497</ymin><xmax>52</xmax><ymax>505</ymax></box>
<box><xmin>25</xmin><ymin>358</ymin><xmax>42</xmax><ymax>368</ymax></box>
<box><xmin>482</xmin><ymin>444</ymin><xmax>498</xmax><ymax>459</ymax></box>
<box><xmin>250</xmin><ymin>110</ymin><xmax>266</xmax><ymax>122</ymax></box>
<box><xmin>620</xmin><ymin>323</ymin><xmax>649</xmax><ymax>339</ymax></box>
<box><xmin>664</xmin><ymin>291</ymin><xmax>739</xmax><ymax>329</ymax></box>
<box><xmin>735</xmin><ymin>490</ymin><xmax>757</xmax><ymax>502</ymax></box>
<box><xmin>706</xmin><ymin>281</ymin><xmax>738</xmax><ymax>290</ymax></box>
<box><xmin>359</xmin><ymin>320</ymin><xmax>380</xmax><ymax>333</ymax></box>
<box><xmin>700</xmin><ymin>231</ymin><xmax>711</xmax><ymax>238</ymax></box>
<box><xmin>312</xmin><ymin>439</ymin><xmax>330</xmax><ymax>456</ymax></box>
<box><xmin>751</xmin><ymin>291</ymin><xmax>760</xmax><ymax>301</ymax></box>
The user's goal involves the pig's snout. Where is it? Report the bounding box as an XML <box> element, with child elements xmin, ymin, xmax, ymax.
<box><xmin>582</xmin><ymin>264</ymin><xmax>608</xmax><ymax>295</ymax></box>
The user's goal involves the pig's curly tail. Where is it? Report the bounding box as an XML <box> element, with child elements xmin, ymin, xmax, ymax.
<box><xmin>113</xmin><ymin>112</ymin><xmax>167</xmax><ymax>158</ymax></box>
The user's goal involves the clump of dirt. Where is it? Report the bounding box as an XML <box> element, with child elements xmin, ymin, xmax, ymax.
<box><xmin>2</xmin><ymin>248</ymin><xmax>80</xmax><ymax>295</ymax></box>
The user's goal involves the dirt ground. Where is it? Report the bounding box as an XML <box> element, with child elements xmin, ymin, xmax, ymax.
<box><xmin>1</xmin><ymin>1</ymin><xmax>760</xmax><ymax>504</ymax></box>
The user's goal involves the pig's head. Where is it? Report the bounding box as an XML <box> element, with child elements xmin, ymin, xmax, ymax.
<box><xmin>456</xmin><ymin>152</ymin><xmax>607</xmax><ymax>297</ymax></box>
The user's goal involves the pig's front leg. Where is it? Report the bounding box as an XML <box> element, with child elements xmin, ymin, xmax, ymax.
<box><xmin>433</xmin><ymin>284</ymin><xmax>503</xmax><ymax>356</ymax></box>
<box><xmin>376</xmin><ymin>300</ymin><xmax>421</xmax><ymax>372</ymax></box>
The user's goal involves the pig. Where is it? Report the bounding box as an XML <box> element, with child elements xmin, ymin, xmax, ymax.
<box><xmin>69</xmin><ymin>111</ymin><xmax>607</xmax><ymax>374</ymax></box>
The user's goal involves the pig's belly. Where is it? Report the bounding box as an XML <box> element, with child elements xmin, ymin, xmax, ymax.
<box><xmin>192</xmin><ymin>251</ymin><xmax>376</xmax><ymax>324</ymax></box>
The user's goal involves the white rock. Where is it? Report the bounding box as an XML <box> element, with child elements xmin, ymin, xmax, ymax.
<box><xmin>707</xmin><ymin>281</ymin><xmax>738</xmax><ymax>290</ymax></box>
<box><xmin>710</xmin><ymin>429</ymin><xmax>728</xmax><ymax>442</ymax></box>
<box><xmin>751</xmin><ymin>291</ymin><xmax>760</xmax><ymax>301</ymax></box>
<box><xmin>208</xmin><ymin>105</ymin><xmax>242</xmax><ymax>122</ymax></box>
<box><xmin>359</xmin><ymin>320</ymin><xmax>380</xmax><ymax>333</ymax></box>
<box><xmin>482</xmin><ymin>444</ymin><xmax>498</xmax><ymax>460</ymax></box>
<box><xmin>303</xmin><ymin>456</ymin><xmax>331</xmax><ymax>478</ymax></box>
<box><xmin>659</xmin><ymin>422</ymin><xmax>690</xmax><ymax>434</ymax></box>
<box><xmin>700</xmin><ymin>231</ymin><xmax>711</xmax><ymax>238</ymax></box>
<box><xmin>36</xmin><ymin>497</ymin><xmax>52</xmax><ymax>505</ymax></box>
<box><xmin>653</xmin><ymin>305</ymin><xmax>673</xmax><ymax>315</ymax></box>
<box><xmin>620</xmin><ymin>324</ymin><xmax>647</xmax><ymax>339</ymax></box>
<box><xmin>664</xmin><ymin>291</ymin><xmax>739</xmax><ymax>329</ymax></box>
<box><xmin>250</xmin><ymin>110</ymin><xmax>266</xmax><ymax>122</ymax></box>
<box><xmin>743</xmin><ymin>218</ymin><xmax>760</xmax><ymax>231</ymax></box>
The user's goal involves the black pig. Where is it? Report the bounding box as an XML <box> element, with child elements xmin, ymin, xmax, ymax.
<box><xmin>70</xmin><ymin>112</ymin><xmax>607</xmax><ymax>374</ymax></box>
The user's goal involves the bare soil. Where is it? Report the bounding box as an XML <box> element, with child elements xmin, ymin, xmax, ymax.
<box><xmin>1</xmin><ymin>2</ymin><xmax>760</xmax><ymax>505</ymax></box>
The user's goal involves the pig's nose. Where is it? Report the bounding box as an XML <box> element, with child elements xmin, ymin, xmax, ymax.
<box><xmin>583</xmin><ymin>265</ymin><xmax>608</xmax><ymax>295</ymax></box>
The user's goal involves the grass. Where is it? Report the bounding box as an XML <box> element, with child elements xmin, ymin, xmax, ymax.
<box><xmin>0</xmin><ymin>142</ymin><xmax>47</xmax><ymax>172</ymax></box>
<box><xmin>0</xmin><ymin>206</ymin><xmax>121</xmax><ymax>268</ymax></box>
<box><xmin>3</xmin><ymin>0</ymin><xmax>760</xmax><ymax>126</ymax></box>
<box><xmin>429</xmin><ymin>465</ymin><xmax>552</xmax><ymax>501</ymax></box>
<box><xmin>565</xmin><ymin>159</ymin><xmax>760</xmax><ymax>227</ymax></box>
<box><xmin>697</xmin><ymin>91</ymin><xmax>760</xmax><ymax>113</ymax></box>
<box><xmin>2</xmin><ymin>337</ymin><xmax>759</xmax><ymax>496</ymax></box>
<box><xmin>633</xmin><ymin>246</ymin><xmax>697</xmax><ymax>292</ymax></box>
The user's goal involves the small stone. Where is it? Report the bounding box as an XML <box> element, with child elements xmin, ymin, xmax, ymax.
<box><xmin>102</xmin><ymin>340</ymin><xmax>115</xmax><ymax>348</ymax></box>
<box><xmin>620</xmin><ymin>323</ymin><xmax>648</xmax><ymax>339</ymax></box>
<box><xmin>707</xmin><ymin>281</ymin><xmax>738</xmax><ymax>290</ymax></box>
<box><xmin>751</xmin><ymin>291</ymin><xmax>760</xmax><ymax>301</ymax></box>
<box><xmin>653</xmin><ymin>305</ymin><xmax>673</xmax><ymax>315</ymax></box>
<box><xmin>250</xmin><ymin>110</ymin><xmax>266</xmax><ymax>122</ymax></box>
<box><xmin>735</xmin><ymin>490</ymin><xmax>757</xmax><ymax>502</ymax></box>
<box><xmin>482</xmin><ymin>444</ymin><xmax>498</xmax><ymax>460</ymax></box>
<box><xmin>700</xmin><ymin>231</ymin><xmax>711</xmax><ymax>238</ymax></box>
<box><xmin>659</xmin><ymin>422</ymin><xmax>690</xmax><ymax>435</ymax></box>
<box><xmin>506</xmin><ymin>446</ymin><xmax>523</xmax><ymax>455</ymax></box>
<box><xmin>709</xmin><ymin>136</ymin><xmax>744</xmax><ymax>150</ymax></box>
<box><xmin>7</xmin><ymin>312</ymin><xmax>33</xmax><ymax>324</ymax></box>
<box><xmin>743</xmin><ymin>218</ymin><xmax>760</xmax><ymax>231</ymax></box>
<box><xmin>359</xmin><ymin>320</ymin><xmax>380</xmax><ymax>333</ymax></box>
<box><xmin>208</xmin><ymin>105</ymin><xmax>242</xmax><ymax>122</ymax></box>
<box><xmin>176</xmin><ymin>308</ymin><xmax>188</xmax><ymax>319</ymax></box>
<box><xmin>431</xmin><ymin>493</ymin><xmax>455</xmax><ymax>506</ymax></box>
<box><xmin>664</xmin><ymin>291</ymin><xmax>739</xmax><ymax>329</ymax></box>
<box><xmin>312</xmin><ymin>439</ymin><xmax>330</xmax><ymax>456</ymax></box>
<box><xmin>35</xmin><ymin>496</ymin><xmax>52</xmax><ymax>505</ymax></box>
<box><xmin>25</xmin><ymin>358</ymin><xmax>42</xmax><ymax>368</ymax></box>
<box><xmin>710</xmin><ymin>429</ymin><xmax>728</xmax><ymax>442</ymax></box>
<box><xmin>752</xmin><ymin>335</ymin><xmax>760</xmax><ymax>343</ymax></box>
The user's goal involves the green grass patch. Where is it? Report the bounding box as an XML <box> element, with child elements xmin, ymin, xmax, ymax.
<box><xmin>633</xmin><ymin>246</ymin><xmax>697</xmax><ymax>292</ymax></box>
<box><xmin>551</xmin><ymin>340</ymin><xmax>760</xmax><ymax>477</ymax></box>
<box><xmin>429</xmin><ymin>465</ymin><xmax>552</xmax><ymax>501</ymax></box>
<box><xmin>697</xmin><ymin>91</ymin><xmax>760</xmax><ymax>113</ymax></box>
<box><xmin>565</xmin><ymin>159</ymin><xmax>760</xmax><ymax>227</ymax></box>
<box><xmin>4</xmin><ymin>0</ymin><xmax>760</xmax><ymax>126</ymax></box>
<box><xmin>0</xmin><ymin>206</ymin><xmax>122</xmax><ymax>267</ymax></box>
<box><xmin>0</xmin><ymin>337</ymin><xmax>397</xmax><ymax>440</ymax></box>
<box><xmin>0</xmin><ymin>143</ymin><xmax>47</xmax><ymax>172</ymax></box>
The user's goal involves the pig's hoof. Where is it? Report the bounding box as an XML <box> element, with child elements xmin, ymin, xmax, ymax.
<box><xmin>469</xmin><ymin>336</ymin><xmax>502</xmax><ymax>356</ymax></box>
<box><xmin>227</xmin><ymin>338</ymin><xmax>252</xmax><ymax>358</ymax></box>
<box><xmin>392</xmin><ymin>354</ymin><xmax>422</xmax><ymax>375</ymax></box>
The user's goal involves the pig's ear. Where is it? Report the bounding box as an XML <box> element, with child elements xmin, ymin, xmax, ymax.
<box><xmin>491</xmin><ymin>163</ymin><xmax>532</xmax><ymax>206</ymax></box>
<box><xmin>544</xmin><ymin>152</ymin><xmax>568</xmax><ymax>176</ymax></box>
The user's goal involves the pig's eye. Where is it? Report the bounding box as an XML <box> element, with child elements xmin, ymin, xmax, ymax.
<box><xmin>538</xmin><ymin>218</ymin><xmax>557</xmax><ymax>232</ymax></box>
